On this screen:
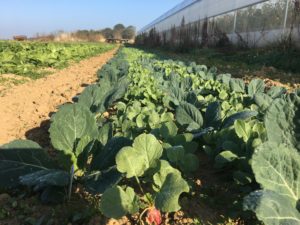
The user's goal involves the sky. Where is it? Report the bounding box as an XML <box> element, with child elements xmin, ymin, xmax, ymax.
<box><xmin>0</xmin><ymin>0</ymin><xmax>183</xmax><ymax>39</ymax></box>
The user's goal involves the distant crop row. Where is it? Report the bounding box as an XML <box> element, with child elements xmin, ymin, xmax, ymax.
<box><xmin>0</xmin><ymin>41</ymin><xmax>114</xmax><ymax>79</ymax></box>
<box><xmin>0</xmin><ymin>47</ymin><xmax>299</xmax><ymax>224</ymax></box>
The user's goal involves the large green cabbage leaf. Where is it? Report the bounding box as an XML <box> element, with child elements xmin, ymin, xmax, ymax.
<box><xmin>244</xmin><ymin>190</ymin><xmax>300</xmax><ymax>225</ymax></box>
<box><xmin>244</xmin><ymin>141</ymin><xmax>300</xmax><ymax>224</ymax></box>
<box><xmin>154</xmin><ymin>161</ymin><xmax>189</xmax><ymax>212</ymax></box>
<box><xmin>116</xmin><ymin>133</ymin><xmax>163</xmax><ymax>178</ymax></box>
<box><xmin>265</xmin><ymin>98</ymin><xmax>300</xmax><ymax>151</ymax></box>
<box><xmin>49</xmin><ymin>104</ymin><xmax>98</xmax><ymax>159</ymax></box>
<box><xmin>248</xmin><ymin>78</ymin><xmax>265</xmax><ymax>97</ymax></box>
<box><xmin>0</xmin><ymin>140</ymin><xmax>59</xmax><ymax>189</ymax></box>
<box><xmin>100</xmin><ymin>186</ymin><xmax>140</xmax><ymax>219</ymax></box>
<box><xmin>176</xmin><ymin>101</ymin><xmax>203</xmax><ymax>131</ymax></box>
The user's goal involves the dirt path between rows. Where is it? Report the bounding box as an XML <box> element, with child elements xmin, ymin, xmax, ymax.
<box><xmin>0</xmin><ymin>48</ymin><xmax>118</xmax><ymax>145</ymax></box>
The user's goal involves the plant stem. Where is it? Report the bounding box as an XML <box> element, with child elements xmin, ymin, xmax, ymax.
<box><xmin>134</xmin><ymin>175</ymin><xmax>145</xmax><ymax>195</ymax></box>
<box><xmin>139</xmin><ymin>207</ymin><xmax>151</xmax><ymax>225</ymax></box>
<box><xmin>68</xmin><ymin>164</ymin><xmax>75</xmax><ymax>201</ymax></box>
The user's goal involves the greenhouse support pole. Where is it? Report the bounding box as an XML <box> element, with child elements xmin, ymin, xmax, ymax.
<box><xmin>283</xmin><ymin>0</ymin><xmax>289</xmax><ymax>29</ymax></box>
<box><xmin>233</xmin><ymin>10</ymin><xmax>237</xmax><ymax>33</ymax></box>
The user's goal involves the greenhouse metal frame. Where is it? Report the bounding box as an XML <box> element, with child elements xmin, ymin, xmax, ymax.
<box><xmin>139</xmin><ymin>0</ymin><xmax>300</xmax><ymax>47</ymax></box>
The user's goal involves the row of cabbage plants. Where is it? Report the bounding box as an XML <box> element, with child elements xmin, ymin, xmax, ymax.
<box><xmin>0</xmin><ymin>47</ymin><xmax>299</xmax><ymax>224</ymax></box>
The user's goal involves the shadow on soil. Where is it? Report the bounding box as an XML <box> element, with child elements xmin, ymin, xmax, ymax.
<box><xmin>25</xmin><ymin>118</ymin><xmax>52</xmax><ymax>148</ymax></box>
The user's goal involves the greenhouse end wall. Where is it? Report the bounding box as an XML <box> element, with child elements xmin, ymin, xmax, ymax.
<box><xmin>139</xmin><ymin>0</ymin><xmax>300</xmax><ymax>47</ymax></box>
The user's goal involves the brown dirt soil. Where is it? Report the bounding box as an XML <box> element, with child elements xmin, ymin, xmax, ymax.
<box><xmin>0</xmin><ymin>48</ymin><xmax>118</xmax><ymax>145</ymax></box>
<box><xmin>0</xmin><ymin>74</ymin><xmax>32</xmax><ymax>93</ymax></box>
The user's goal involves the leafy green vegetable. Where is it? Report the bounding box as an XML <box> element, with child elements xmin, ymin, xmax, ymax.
<box><xmin>244</xmin><ymin>141</ymin><xmax>300</xmax><ymax>224</ymax></box>
<box><xmin>78</xmin><ymin>84</ymin><xmax>109</xmax><ymax>113</ymax></box>
<box><xmin>176</xmin><ymin>101</ymin><xmax>203</xmax><ymax>131</ymax></box>
<box><xmin>248</xmin><ymin>79</ymin><xmax>265</xmax><ymax>97</ymax></box>
<box><xmin>49</xmin><ymin>103</ymin><xmax>98</xmax><ymax>167</ymax></box>
<box><xmin>252</xmin><ymin>142</ymin><xmax>300</xmax><ymax>203</ymax></box>
<box><xmin>234</xmin><ymin>120</ymin><xmax>252</xmax><ymax>142</ymax></box>
<box><xmin>153</xmin><ymin>160</ymin><xmax>182</xmax><ymax>189</ymax></box>
<box><xmin>3</xmin><ymin>46</ymin><xmax>299</xmax><ymax>223</ymax></box>
<box><xmin>230</xmin><ymin>78</ymin><xmax>245</xmax><ymax>93</ymax></box>
<box><xmin>100</xmin><ymin>186</ymin><xmax>140</xmax><ymax>219</ymax></box>
<box><xmin>166</xmin><ymin>146</ymin><xmax>185</xmax><ymax>165</ymax></box>
<box><xmin>267</xmin><ymin>86</ymin><xmax>286</xmax><ymax>98</ymax></box>
<box><xmin>265</xmin><ymin>98</ymin><xmax>300</xmax><ymax>150</ymax></box>
<box><xmin>0</xmin><ymin>41</ymin><xmax>114</xmax><ymax>78</ymax></box>
<box><xmin>160</xmin><ymin>121</ymin><xmax>178</xmax><ymax>139</ymax></box>
<box><xmin>222</xmin><ymin>111</ymin><xmax>258</xmax><ymax>128</ymax></box>
<box><xmin>215</xmin><ymin>151</ymin><xmax>239</xmax><ymax>168</ymax></box>
<box><xmin>0</xmin><ymin>140</ymin><xmax>58</xmax><ymax>189</ymax></box>
<box><xmin>91</xmin><ymin>137</ymin><xmax>132</xmax><ymax>171</ymax></box>
<box><xmin>98</xmin><ymin>123</ymin><xmax>113</xmax><ymax>146</ymax></box>
<box><xmin>116</xmin><ymin>134</ymin><xmax>163</xmax><ymax>178</ymax></box>
<box><xmin>244</xmin><ymin>190</ymin><xmax>300</xmax><ymax>225</ymax></box>
<box><xmin>84</xmin><ymin>167</ymin><xmax>123</xmax><ymax>194</ymax></box>
<box><xmin>254</xmin><ymin>93</ymin><xmax>273</xmax><ymax>112</ymax></box>
<box><xmin>155</xmin><ymin>173</ymin><xmax>189</xmax><ymax>212</ymax></box>
<box><xmin>166</xmin><ymin>146</ymin><xmax>199</xmax><ymax>172</ymax></box>
<box><xmin>20</xmin><ymin>170</ymin><xmax>69</xmax><ymax>191</ymax></box>
<box><xmin>205</xmin><ymin>101</ymin><xmax>222</xmax><ymax>129</ymax></box>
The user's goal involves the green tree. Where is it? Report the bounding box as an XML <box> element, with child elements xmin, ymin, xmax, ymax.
<box><xmin>101</xmin><ymin>28</ymin><xmax>114</xmax><ymax>39</ymax></box>
<box><xmin>122</xmin><ymin>26</ymin><xmax>136</xmax><ymax>39</ymax></box>
<box><xmin>113</xmin><ymin>24</ymin><xmax>126</xmax><ymax>39</ymax></box>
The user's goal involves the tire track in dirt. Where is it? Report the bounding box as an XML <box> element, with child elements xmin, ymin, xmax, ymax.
<box><xmin>0</xmin><ymin>48</ymin><xmax>118</xmax><ymax>145</ymax></box>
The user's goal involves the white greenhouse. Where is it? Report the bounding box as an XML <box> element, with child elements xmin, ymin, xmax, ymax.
<box><xmin>139</xmin><ymin>0</ymin><xmax>300</xmax><ymax>47</ymax></box>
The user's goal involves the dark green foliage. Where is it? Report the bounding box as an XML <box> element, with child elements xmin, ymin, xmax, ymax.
<box><xmin>84</xmin><ymin>167</ymin><xmax>123</xmax><ymax>194</ymax></box>
<box><xmin>91</xmin><ymin>137</ymin><xmax>132</xmax><ymax>171</ymax></box>
<box><xmin>0</xmin><ymin>140</ymin><xmax>58</xmax><ymax>189</ymax></box>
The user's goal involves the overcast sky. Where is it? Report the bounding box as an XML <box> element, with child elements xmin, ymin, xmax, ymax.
<box><xmin>0</xmin><ymin>0</ymin><xmax>183</xmax><ymax>39</ymax></box>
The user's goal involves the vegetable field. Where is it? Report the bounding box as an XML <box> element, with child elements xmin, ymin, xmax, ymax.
<box><xmin>149</xmin><ymin>47</ymin><xmax>300</xmax><ymax>90</ymax></box>
<box><xmin>0</xmin><ymin>47</ymin><xmax>299</xmax><ymax>225</ymax></box>
<box><xmin>0</xmin><ymin>41</ymin><xmax>114</xmax><ymax>79</ymax></box>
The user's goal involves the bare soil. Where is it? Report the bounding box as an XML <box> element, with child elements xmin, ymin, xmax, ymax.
<box><xmin>0</xmin><ymin>74</ymin><xmax>32</xmax><ymax>94</ymax></box>
<box><xmin>0</xmin><ymin>48</ymin><xmax>117</xmax><ymax>145</ymax></box>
